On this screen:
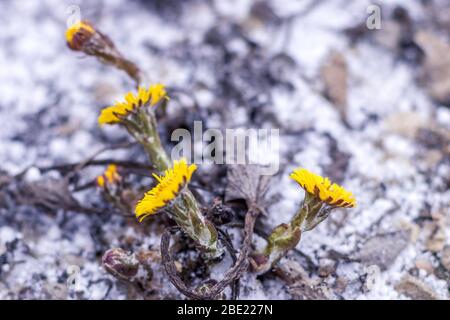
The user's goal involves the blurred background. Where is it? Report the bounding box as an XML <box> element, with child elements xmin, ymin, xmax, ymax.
<box><xmin>0</xmin><ymin>0</ymin><xmax>449</xmax><ymax>299</ymax></box>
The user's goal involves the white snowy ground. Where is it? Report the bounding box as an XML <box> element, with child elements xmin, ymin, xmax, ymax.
<box><xmin>0</xmin><ymin>0</ymin><xmax>449</xmax><ymax>299</ymax></box>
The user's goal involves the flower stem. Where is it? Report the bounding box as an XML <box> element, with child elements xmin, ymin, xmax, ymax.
<box><xmin>170</xmin><ymin>190</ymin><xmax>223</xmax><ymax>259</ymax></box>
<box><xmin>251</xmin><ymin>193</ymin><xmax>324</xmax><ymax>274</ymax></box>
<box><xmin>125</xmin><ymin>109</ymin><xmax>171</xmax><ymax>173</ymax></box>
<box><xmin>127</xmin><ymin>108</ymin><xmax>223</xmax><ymax>259</ymax></box>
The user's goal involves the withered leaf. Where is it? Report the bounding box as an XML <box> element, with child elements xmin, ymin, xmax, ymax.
<box><xmin>225</xmin><ymin>165</ymin><xmax>271</xmax><ymax>208</ymax></box>
<box><xmin>17</xmin><ymin>178</ymin><xmax>80</xmax><ymax>213</ymax></box>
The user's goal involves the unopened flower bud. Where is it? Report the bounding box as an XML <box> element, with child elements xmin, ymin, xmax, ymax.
<box><xmin>65</xmin><ymin>21</ymin><xmax>95</xmax><ymax>51</ymax></box>
<box><xmin>65</xmin><ymin>20</ymin><xmax>142</xmax><ymax>84</ymax></box>
<box><xmin>102</xmin><ymin>248</ymin><xmax>139</xmax><ymax>281</ymax></box>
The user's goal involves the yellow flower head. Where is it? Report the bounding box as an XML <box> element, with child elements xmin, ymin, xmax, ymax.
<box><xmin>135</xmin><ymin>158</ymin><xmax>196</xmax><ymax>221</ymax></box>
<box><xmin>98</xmin><ymin>84</ymin><xmax>169</xmax><ymax>125</ymax></box>
<box><xmin>97</xmin><ymin>164</ymin><xmax>121</xmax><ymax>188</ymax></box>
<box><xmin>149</xmin><ymin>83</ymin><xmax>169</xmax><ymax>105</ymax></box>
<box><xmin>290</xmin><ymin>168</ymin><xmax>356</xmax><ymax>208</ymax></box>
<box><xmin>65</xmin><ymin>21</ymin><xmax>95</xmax><ymax>50</ymax></box>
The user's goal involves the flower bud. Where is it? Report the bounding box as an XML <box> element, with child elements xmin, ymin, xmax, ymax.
<box><xmin>65</xmin><ymin>20</ymin><xmax>142</xmax><ymax>84</ymax></box>
<box><xmin>102</xmin><ymin>248</ymin><xmax>139</xmax><ymax>281</ymax></box>
<box><xmin>65</xmin><ymin>21</ymin><xmax>95</xmax><ymax>51</ymax></box>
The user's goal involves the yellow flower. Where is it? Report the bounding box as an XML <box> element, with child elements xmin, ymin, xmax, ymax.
<box><xmin>290</xmin><ymin>168</ymin><xmax>356</xmax><ymax>208</ymax></box>
<box><xmin>98</xmin><ymin>84</ymin><xmax>168</xmax><ymax>125</ymax></box>
<box><xmin>149</xmin><ymin>83</ymin><xmax>169</xmax><ymax>105</ymax></box>
<box><xmin>65</xmin><ymin>21</ymin><xmax>95</xmax><ymax>50</ymax></box>
<box><xmin>97</xmin><ymin>175</ymin><xmax>105</xmax><ymax>187</ymax></box>
<box><xmin>97</xmin><ymin>164</ymin><xmax>121</xmax><ymax>187</ymax></box>
<box><xmin>135</xmin><ymin>158</ymin><xmax>196</xmax><ymax>221</ymax></box>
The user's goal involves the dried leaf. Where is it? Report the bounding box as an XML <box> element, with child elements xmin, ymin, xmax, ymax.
<box><xmin>225</xmin><ymin>165</ymin><xmax>271</xmax><ymax>208</ymax></box>
<box><xmin>17</xmin><ymin>178</ymin><xmax>80</xmax><ymax>213</ymax></box>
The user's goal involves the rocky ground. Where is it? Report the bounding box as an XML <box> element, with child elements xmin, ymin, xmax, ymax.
<box><xmin>0</xmin><ymin>0</ymin><xmax>449</xmax><ymax>299</ymax></box>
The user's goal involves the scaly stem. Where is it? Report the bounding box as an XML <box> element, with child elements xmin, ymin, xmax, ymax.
<box><xmin>170</xmin><ymin>189</ymin><xmax>222</xmax><ymax>259</ymax></box>
<box><xmin>252</xmin><ymin>193</ymin><xmax>326</xmax><ymax>274</ymax></box>
<box><xmin>125</xmin><ymin>109</ymin><xmax>171</xmax><ymax>173</ymax></box>
<box><xmin>125</xmin><ymin>108</ymin><xmax>223</xmax><ymax>259</ymax></box>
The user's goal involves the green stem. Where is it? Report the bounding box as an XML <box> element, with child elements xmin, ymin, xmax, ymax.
<box><xmin>170</xmin><ymin>190</ymin><xmax>223</xmax><ymax>259</ymax></box>
<box><xmin>126</xmin><ymin>109</ymin><xmax>171</xmax><ymax>173</ymax></box>
<box><xmin>252</xmin><ymin>193</ymin><xmax>324</xmax><ymax>274</ymax></box>
<box><xmin>140</xmin><ymin>137</ymin><xmax>171</xmax><ymax>173</ymax></box>
<box><xmin>126</xmin><ymin>108</ymin><xmax>222</xmax><ymax>259</ymax></box>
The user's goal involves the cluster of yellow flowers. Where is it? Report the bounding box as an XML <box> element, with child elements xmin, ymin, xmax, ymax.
<box><xmin>65</xmin><ymin>20</ymin><xmax>359</xmax><ymax>283</ymax></box>
<box><xmin>93</xmin><ymin>82</ymin><xmax>356</xmax><ymax>231</ymax></box>
<box><xmin>135</xmin><ymin>158</ymin><xmax>197</xmax><ymax>221</ymax></box>
<box><xmin>98</xmin><ymin>84</ymin><xmax>168</xmax><ymax>125</ymax></box>
<box><xmin>97</xmin><ymin>164</ymin><xmax>121</xmax><ymax>188</ymax></box>
<box><xmin>133</xmin><ymin>163</ymin><xmax>356</xmax><ymax>222</ymax></box>
<box><xmin>290</xmin><ymin>168</ymin><xmax>356</xmax><ymax>208</ymax></box>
